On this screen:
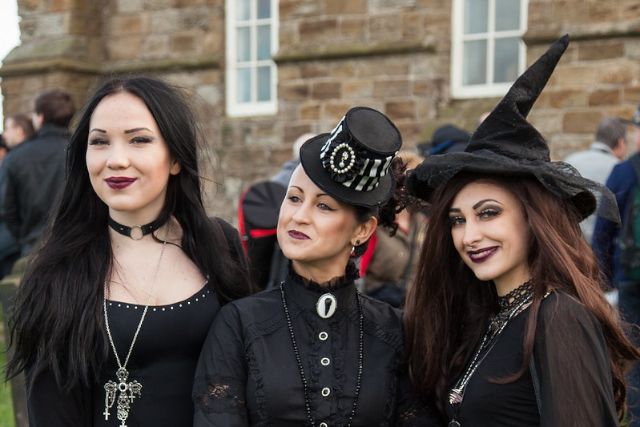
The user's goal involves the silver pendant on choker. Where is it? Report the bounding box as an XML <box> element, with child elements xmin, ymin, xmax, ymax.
<box><xmin>316</xmin><ymin>293</ymin><xmax>337</xmax><ymax>318</ymax></box>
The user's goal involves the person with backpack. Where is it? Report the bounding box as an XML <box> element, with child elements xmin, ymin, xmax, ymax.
<box><xmin>593</xmin><ymin>111</ymin><xmax>640</xmax><ymax>426</ymax></box>
<box><xmin>237</xmin><ymin>133</ymin><xmax>315</xmax><ymax>290</ymax></box>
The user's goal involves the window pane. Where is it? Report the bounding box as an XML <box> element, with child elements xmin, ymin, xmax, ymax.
<box><xmin>236</xmin><ymin>27</ymin><xmax>251</xmax><ymax>62</ymax></box>
<box><xmin>237</xmin><ymin>0</ymin><xmax>251</xmax><ymax>21</ymax></box>
<box><xmin>495</xmin><ymin>0</ymin><xmax>521</xmax><ymax>31</ymax></box>
<box><xmin>257</xmin><ymin>25</ymin><xmax>271</xmax><ymax>60</ymax></box>
<box><xmin>463</xmin><ymin>40</ymin><xmax>487</xmax><ymax>85</ymax></box>
<box><xmin>258</xmin><ymin>0</ymin><xmax>271</xmax><ymax>19</ymax></box>
<box><xmin>493</xmin><ymin>37</ymin><xmax>519</xmax><ymax>83</ymax></box>
<box><xmin>257</xmin><ymin>66</ymin><xmax>272</xmax><ymax>101</ymax></box>
<box><xmin>237</xmin><ymin>67</ymin><xmax>252</xmax><ymax>103</ymax></box>
<box><xmin>464</xmin><ymin>0</ymin><xmax>488</xmax><ymax>34</ymax></box>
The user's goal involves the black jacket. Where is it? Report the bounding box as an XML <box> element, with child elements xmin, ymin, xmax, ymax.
<box><xmin>3</xmin><ymin>123</ymin><xmax>68</xmax><ymax>254</ymax></box>
<box><xmin>193</xmin><ymin>263</ymin><xmax>436</xmax><ymax>426</ymax></box>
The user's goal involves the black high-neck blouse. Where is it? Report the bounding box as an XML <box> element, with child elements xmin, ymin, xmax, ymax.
<box><xmin>193</xmin><ymin>264</ymin><xmax>436</xmax><ymax>426</ymax></box>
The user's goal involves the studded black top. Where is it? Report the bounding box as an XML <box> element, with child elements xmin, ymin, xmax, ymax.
<box><xmin>25</xmin><ymin>218</ymin><xmax>246</xmax><ymax>427</ymax></box>
<box><xmin>193</xmin><ymin>263</ymin><xmax>438</xmax><ymax>426</ymax></box>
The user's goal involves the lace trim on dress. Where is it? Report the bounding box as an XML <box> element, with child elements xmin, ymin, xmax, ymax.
<box><xmin>193</xmin><ymin>375</ymin><xmax>247</xmax><ymax>417</ymax></box>
<box><xmin>383</xmin><ymin>351</ymin><xmax>401</xmax><ymax>425</ymax></box>
<box><xmin>289</xmin><ymin>261</ymin><xmax>360</xmax><ymax>292</ymax></box>
<box><xmin>246</xmin><ymin>345</ymin><xmax>268</xmax><ymax>425</ymax></box>
<box><xmin>331</xmin><ymin>316</ymin><xmax>349</xmax><ymax>419</ymax></box>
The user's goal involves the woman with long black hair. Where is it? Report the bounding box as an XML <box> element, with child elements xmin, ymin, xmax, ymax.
<box><xmin>404</xmin><ymin>35</ymin><xmax>640</xmax><ymax>426</ymax></box>
<box><xmin>7</xmin><ymin>76</ymin><xmax>253</xmax><ymax>426</ymax></box>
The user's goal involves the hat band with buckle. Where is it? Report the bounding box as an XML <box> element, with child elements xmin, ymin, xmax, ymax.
<box><xmin>319</xmin><ymin>117</ymin><xmax>395</xmax><ymax>192</ymax></box>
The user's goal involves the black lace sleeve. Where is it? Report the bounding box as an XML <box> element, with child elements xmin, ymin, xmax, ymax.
<box><xmin>535</xmin><ymin>292</ymin><xmax>618</xmax><ymax>426</ymax></box>
<box><xmin>193</xmin><ymin>303</ymin><xmax>250</xmax><ymax>427</ymax></box>
<box><xmin>393</xmin><ymin>363</ymin><xmax>442</xmax><ymax>426</ymax></box>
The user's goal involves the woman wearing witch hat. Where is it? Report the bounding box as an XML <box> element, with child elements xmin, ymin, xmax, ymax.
<box><xmin>7</xmin><ymin>77</ymin><xmax>253</xmax><ymax>426</ymax></box>
<box><xmin>193</xmin><ymin>107</ymin><xmax>435</xmax><ymax>426</ymax></box>
<box><xmin>404</xmin><ymin>35</ymin><xmax>640</xmax><ymax>426</ymax></box>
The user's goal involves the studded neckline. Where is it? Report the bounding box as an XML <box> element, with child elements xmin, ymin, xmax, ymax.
<box><xmin>106</xmin><ymin>283</ymin><xmax>211</xmax><ymax>312</ymax></box>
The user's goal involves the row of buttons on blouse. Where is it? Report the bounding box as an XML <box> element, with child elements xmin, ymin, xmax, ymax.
<box><xmin>319</xmin><ymin>331</ymin><xmax>331</xmax><ymax>427</ymax></box>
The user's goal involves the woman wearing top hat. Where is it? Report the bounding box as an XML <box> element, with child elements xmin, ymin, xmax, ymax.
<box><xmin>193</xmin><ymin>107</ymin><xmax>435</xmax><ymax>426</ymax></box>
<box><xmin>403</xmin><ymin>35</ymin><xmax>640</xmax><ymax>426</ymax></box>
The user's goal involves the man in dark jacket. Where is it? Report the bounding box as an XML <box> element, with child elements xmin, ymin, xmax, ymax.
<box><xmin>0</xmin><ymin>113</ymin><xmax>36</xmax><ymax>276</ymax></box>
<box><xmin>2</xmin><ymin>89</ymin><xmax>75</xmax><ymax>255</ymax></box>
<box><xmin>592</xmin><ymin>113</ymin><xmax>640</xmax><ymax>425</ymax></box>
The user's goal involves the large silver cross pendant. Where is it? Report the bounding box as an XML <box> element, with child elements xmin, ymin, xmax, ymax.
<box><xmin>103</xmin><ymin>367</ymin><xmax>142</xmax><ymax>427</ymax></box>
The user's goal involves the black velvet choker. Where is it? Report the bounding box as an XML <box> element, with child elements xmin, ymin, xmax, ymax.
<box><xmin>108</xmin><ymin>216</ymin><xmax>166</xmax><ymax>240</ymax></box>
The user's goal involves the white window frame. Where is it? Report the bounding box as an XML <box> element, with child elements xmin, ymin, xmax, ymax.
<box><xmin>451</xmin><ymin>0</ymin><xmax>528</xmax><ymax>99</ymax></box>
<box><xmin>225</xmin><ymin>0</ymin><xmax>279</xmax><ymax>117</ymax></box>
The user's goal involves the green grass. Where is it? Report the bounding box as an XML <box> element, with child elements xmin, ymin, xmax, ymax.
<box><xmin>0</xmin><ymin>306</ymin><xmax>16</xmax><ymax>427</ymax></box>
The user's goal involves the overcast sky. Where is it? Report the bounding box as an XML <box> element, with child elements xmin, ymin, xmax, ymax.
<box><xmin>0</xmin><ymin>0</ymin><xmax>21</xmax><ymax>131</ymax></box>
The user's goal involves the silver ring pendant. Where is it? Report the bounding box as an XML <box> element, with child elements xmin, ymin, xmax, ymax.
<box><xmin>129</xmin><ymin>226</ymin><xmax>144</xmax><ymax>240</ymax></box>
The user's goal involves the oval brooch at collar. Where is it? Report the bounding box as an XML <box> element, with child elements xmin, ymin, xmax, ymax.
<box><xmin>316</xmin><ymin>293</ymin><xmax>337</xmax><ymax>319</ymax></box>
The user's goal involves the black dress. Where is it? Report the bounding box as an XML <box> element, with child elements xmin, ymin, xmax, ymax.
<box><xmin>27</xmin><ymin>285</ymin><xmax>220</xmax><ymax>427</ymax></box>
<box><xmin>193</xmin><ymin>263</ymin><xmax>435</xmax><ymax>426</ymax></box>
<box><xmin>26</xmin><ymin>218</ymin><xmax>243</xmax><ymax>427</ymax></box>
<box><xmin>445</xmin><ymin>292</ymin><xmax>618</xmax><ymax>426</ymax></box>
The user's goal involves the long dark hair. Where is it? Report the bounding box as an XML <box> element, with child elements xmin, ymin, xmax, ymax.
<box><xmin>404</xmin><ymin>173</ymin><xmax>640</xmax><ymax>419</ymax></box>
<box><xmin>7</xmin><ymin>76</ymin><xmax>252</xmax><ymax>390</ymax></box>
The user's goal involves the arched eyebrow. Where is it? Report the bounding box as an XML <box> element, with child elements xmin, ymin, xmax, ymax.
<box><xmin>473</xmin><ymin>199</ymin><xmax>501</xmax><ymax>209</ymax></box>
<box><xmin>449</xmin><ymin>199</ymin><xmax>502</xmax><ymax>213</ymax></box>
<box><xmin>124</xmin><ymin>127</ymin><xmax>152</xmax><ymax>134</ymax></box>
<box><xmin>288</xmin><ymin>185</ymin><xmax>329</xmax><ymax>198</ymax></box>
<box><xmin>89</xmin><ymin>127</ymin><xmax>153</xmax><ymax>135</ymax></box>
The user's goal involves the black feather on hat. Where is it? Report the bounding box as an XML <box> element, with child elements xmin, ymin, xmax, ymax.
<box><xmin>406</xmin><ymin>34</ymin><xmax>619</xmax><ymax>224</ymax></box>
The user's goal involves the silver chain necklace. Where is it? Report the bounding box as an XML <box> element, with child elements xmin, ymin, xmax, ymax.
<box><xmin>102</xmin><ymin>239</ymin><xmax>167</xmax><ymax>426</ymax></box>
<box><xmin>448</xmin><ymin>284</ymin><xmax>535</xmax><ymax>427</ymax></box>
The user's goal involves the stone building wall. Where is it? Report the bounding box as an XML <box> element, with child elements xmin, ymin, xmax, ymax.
<box><xmin>2</xmin><ymin>0</ymin><xmax>640</xmax><ymax>221</ymax></box>
<box><xmin>525</xmin><ymin>0</ymin><xmax>640</xmax><ymax>159</ymax></box>
<box><xmin>1</xmin><ymin>0</ymin><xmax>102</xmax><ymax>116</ymax></box>
<box><xmin>275</xmin><ymin>0</ymin><xmax>448</xmax><ymax>141</ymax></box>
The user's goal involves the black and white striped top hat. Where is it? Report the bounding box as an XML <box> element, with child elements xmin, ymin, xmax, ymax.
<box><xmin>299</xmin><ymin>107</ymin><xmax>402</xmax><ymax>207</ymax></box>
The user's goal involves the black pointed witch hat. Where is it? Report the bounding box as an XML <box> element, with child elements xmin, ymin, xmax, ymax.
<box><xmin>406</xmin><ymin>35</ymin><xmax>619</xmax><ymax>223</ymax></box>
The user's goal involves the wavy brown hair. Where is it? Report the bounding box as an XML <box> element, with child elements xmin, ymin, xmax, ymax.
<box><xmin>404</xmin><ymin>173</ymin><xmax>640</xmax><ymax>420</ymax></box>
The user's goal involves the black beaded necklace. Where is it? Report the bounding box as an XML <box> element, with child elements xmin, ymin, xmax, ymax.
<box><xmin>279</xmin><ymin>282</ymin><xmax>364</xmax><ymax>427</ymax></box>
